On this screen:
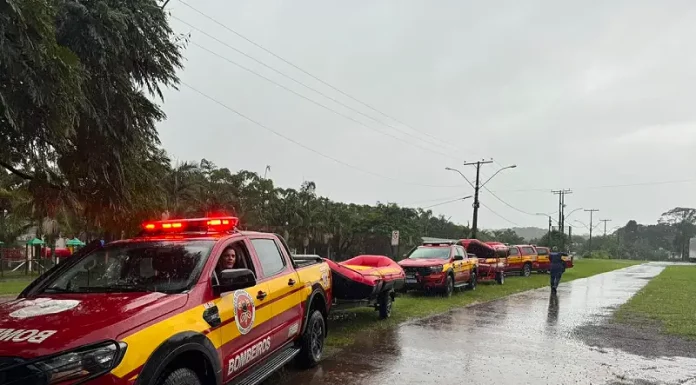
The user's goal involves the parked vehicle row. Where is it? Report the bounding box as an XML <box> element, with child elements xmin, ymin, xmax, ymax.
<box><xmin>0</xmin><ymin>215</ymin><xmax>574</xmax><ymax>385</ymax></box>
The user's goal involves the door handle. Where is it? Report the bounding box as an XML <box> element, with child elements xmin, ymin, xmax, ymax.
<box><xmin>288</xmin><ymin>278</ymin><xmax>296</xmax><ymax>286</ymax></box>
<box><xmin>256</xmin><ymin>291</ymin><xmax>268</xmax><ymax>300</ymax></box>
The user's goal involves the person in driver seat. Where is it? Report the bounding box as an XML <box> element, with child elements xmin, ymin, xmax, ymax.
<box><xmin>217</xmin><ymin>247</ymin><xmax>238</xmax><ymax>271</ymax></box>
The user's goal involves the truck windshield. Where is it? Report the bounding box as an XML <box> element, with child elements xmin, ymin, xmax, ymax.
<box><xmin>41</xmin><ymin>240</ymin><xmax>215</xmax><ymax>294</ymax></box>
<box><xmin>408</xmin><ymin>247</ymin><xmax>450</xmax><ymax>260</ymax></box>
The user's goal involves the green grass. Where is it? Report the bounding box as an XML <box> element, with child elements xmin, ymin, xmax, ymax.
<box><xmin>327</xmin><ymin>259</ymin><xmax>642</xmax><ymax>346</ymax></box>
<box><xmin>615</xmin><ymin>265</ymin><xmax>696</xmax><ymax>338</ymax></box>
<box><xmin>0</xmin><ymin>277</ymin><xmax>35</xmax><ymax>295</ymax></box>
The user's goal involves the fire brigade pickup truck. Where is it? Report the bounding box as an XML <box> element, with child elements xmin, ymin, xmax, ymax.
<box><xmin>399</xmin><ymin>241</ymin><xmax>478</xmax><ymax>297</ymax></box>
<box><xmin>0</xmin><ymin>217</ymin><xmax>332</xmax><ymax>385</ymax></box>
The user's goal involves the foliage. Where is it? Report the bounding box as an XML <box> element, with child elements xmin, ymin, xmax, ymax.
<box><xmin>570</xmin><ymin>209</ymin><xmax>696</xmax><ymax>260</ymax></box>
<box><xmin>0</xmin><ymin>0</ymin><xmax>184</xmax><ymax>235</ymax></box>
<box><xmin>489</xmin><ymin>228</ymin><xmax>525</xmax><ymax>245</ymax></box>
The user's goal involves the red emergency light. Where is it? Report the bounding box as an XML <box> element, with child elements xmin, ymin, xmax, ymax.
<box><xmin>141</xmin><ymin>216</ymin><xmax>239</xmax><ymax>233</ymax></box>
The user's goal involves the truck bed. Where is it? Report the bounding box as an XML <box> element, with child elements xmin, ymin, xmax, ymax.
<box><xmin>292</xmin><ymin>254</ymin><xmax>324</xmax><ymax>268</ymax></box>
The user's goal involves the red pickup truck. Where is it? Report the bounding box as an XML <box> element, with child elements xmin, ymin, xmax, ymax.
<box><xmin>0</xmin><ymin>216</ymin><xmax>332</xmax><ymax>385</ymax></box>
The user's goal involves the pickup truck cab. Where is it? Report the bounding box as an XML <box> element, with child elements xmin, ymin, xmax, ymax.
<box><xmin>506</xmin><ymin>244</ymin><xmax>537</xmax><ymax>277</ymax></box>
<box><xmin>534</xmin><ymin>246</ymin><xmax>551</xmax><ymax>272</ymax></box>
<box><xmin>399</xmin><ymin>241</ymin><xmax>478</xmax><ymax>296</ymax></box>
<box><xmin>534</xmin><ymin>247</ymin><xmax>574</xmax><ymax>271</ymax></box>
<box><xmin>0</xmin><ymin>217</ymin><xmax>332</xmax><ymax>385</ymax></box>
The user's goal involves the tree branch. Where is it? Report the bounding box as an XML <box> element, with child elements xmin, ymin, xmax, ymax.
<box><xmin>0</xmin><ymin>160</ymin><xmax>34</xmax><ymax>180</ymax></box>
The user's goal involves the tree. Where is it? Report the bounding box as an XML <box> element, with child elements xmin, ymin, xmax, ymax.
<box><xmin>659</xmin><ymin>207</ymin><xmax>696</xmax><ymax>260</ymax></box>
<box><xmin>491</xmin><ymin>229</ymin><xmax>525</xmax><ymax>245</ymax></box>
<box><xmin>1</xmin><ymin>0</ymin><xmax>185</xmax><ymax>237</ymax></box>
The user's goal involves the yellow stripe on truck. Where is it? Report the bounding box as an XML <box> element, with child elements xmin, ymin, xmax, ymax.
<box><xmin>112</xmin><ymin>264</ymin><xmax>330</xmax><ymax>379</ymax></box>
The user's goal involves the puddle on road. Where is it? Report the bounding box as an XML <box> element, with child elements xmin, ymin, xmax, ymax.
<box><xmin>273</xmin><ymin>263</ymin><xmax>696</xmax><ymax>385</ymax></box>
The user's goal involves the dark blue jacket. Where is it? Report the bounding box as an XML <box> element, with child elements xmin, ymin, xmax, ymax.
<box><xmin>549</xmin><ymin>252</ymin><xmax>566</xmax><ymax>273</ymax></box>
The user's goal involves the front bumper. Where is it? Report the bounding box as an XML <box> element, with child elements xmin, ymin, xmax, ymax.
<box><xmin>403</xmin><ymin>272</ymin><xmax>446</xmax><ymax>290</ymax></box>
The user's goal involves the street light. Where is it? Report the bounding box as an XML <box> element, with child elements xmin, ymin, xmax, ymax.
<box><xmin>481</xmin><ymin>165</ymin><xmax>517</xmax><ymax>188</ymax></box>
<box><xmin>444</xmin><ymin>163</ymin><xmax>517</xmax><ymax>239</ymax></box>
<box><xmin>565</xmin><ymin>207</ymin><xmax>584</xmax><ymax>221</ymax></box>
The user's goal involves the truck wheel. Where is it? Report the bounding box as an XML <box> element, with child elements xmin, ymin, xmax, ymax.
<box><xmin>496</xmin><ymin>272</ymin><xmax>505</xmax><ymax>285</ymax></box>
<box><xmin>156</xmin><ymin>368</ymin><xmax>201</xmax><ymax>385</ymax></box>
<box><xmin>522</xmin><ymin>263</ymin><xmax>532</xmax><ymax>277</ymax></box>
<box><xmin>443</xmin><ymin>275</ymin><xmax>454</xmax><ymax>297</ymax></box>
<box><xmin>378</xmin><ymin>291</ymin><xmax>393</xmax><ymax>319</ymax></box>
<box><xmin>296</xmin><ymin>310</ymin><xmax>325</xmax><ymax>368</ymax></box>
<box><xmin>467</xmin><ymin>272</ymin><xmax>477</xmax><ymax>290</ymax></box>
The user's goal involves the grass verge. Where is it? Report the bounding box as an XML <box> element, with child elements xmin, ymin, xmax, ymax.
<box><xmin>614</xmin><ymin>265</ymin><xmax>696</xmax><ymax>339</ymax></box>
<box><xmin>328</xmin><ymin>259</ymin><xmax>642</xmax><ymax>346</ymax></box>
<box><xmin>0</xmin><ymin>276</ymin><xmax>36</xmax><ymax>295</ymax></box>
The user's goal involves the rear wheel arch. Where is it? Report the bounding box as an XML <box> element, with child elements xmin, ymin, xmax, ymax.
<box><xmin>301</xmin><ymin>284</ymin><xmax>328</xmax><ymax>336</ymax></box>
<box><xmin>135</xmin><ymin>332</ymin><xmax>221</xmax><ymax>385</ymax></box>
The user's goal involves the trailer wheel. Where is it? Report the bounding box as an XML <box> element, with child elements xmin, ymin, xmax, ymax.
<box><xmin>378</xmin><ymin>291</ymin><xmax>393</xmax><ymax>319</ymax></box>
<box><xmin>522</xmin><ymin>263</ymin><xmax>532</xmax><ymax>277</ymax></box>
<box><xmin>496</xmin><ymin>272</ymin><xmax>505</xmax><ymax>285</ymax></box>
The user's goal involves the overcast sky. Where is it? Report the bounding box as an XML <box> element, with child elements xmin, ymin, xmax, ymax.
<box><xmin>157</xmin><ymin>0</ymin><xmax>696</xmax><ymax>233</ymax></box>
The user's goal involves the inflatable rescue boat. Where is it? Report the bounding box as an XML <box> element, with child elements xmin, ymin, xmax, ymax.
<box><xmin>325</xmin><ymin>255</ymin><xmax>405</xmax><ymax>300</ymax></box>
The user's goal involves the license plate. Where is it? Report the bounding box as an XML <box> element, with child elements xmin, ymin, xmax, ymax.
<box><xmin>405</xmin><ymin>278</ymin><xmax>417</xmax><ymax>284</ymax></box>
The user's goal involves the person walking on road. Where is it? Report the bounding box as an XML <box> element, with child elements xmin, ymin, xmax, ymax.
<box><xmin>549</xmin><ymin>250</ymin><xmax>566</xmax><ymax>294</ymax></box>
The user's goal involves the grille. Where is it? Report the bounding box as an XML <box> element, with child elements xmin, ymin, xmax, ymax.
<box><xmin>403</xmin><ymin>267</ymin><xmax>432</xmax><ymax>276</ymax></box>
<box><xmin>0</xmin><ymin>357</ymin><xmax>49</xmax><ymax>385</ymax></box>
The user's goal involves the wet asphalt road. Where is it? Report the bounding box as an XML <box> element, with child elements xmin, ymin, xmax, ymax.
<box><xmin>278</xmin><ymin>263</ymin><xmax>696</xmax><ymax>385</ymax></box>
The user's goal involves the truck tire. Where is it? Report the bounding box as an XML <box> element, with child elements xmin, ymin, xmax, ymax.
<box><xmin>522</xmin><ymin>263</ymin><xmax>532</xmax><ymax>277</ymax></box>
<box><xmin>156</xmin><ymin>368</ymin><xmax>201</xmax><ymax>385</ymax></box>
<box><xmin>467</xmin><ymin>271</ymin><xmax>477</xmax><ymax>290</ymax></box>
<box><xmin>296</xmin><ymin>310</ymin><xmax>325</xmax><ymax>368</ymax></box>
<box><xmin>496</xmin><ymin>272</ymin><xmax>505</xmax><ymax>285</ymax></box>
<box><xmin>378</xmin><ymin>291</ymin><xmax>393</xmax><ymax>319</ymax></box>
<box><xmin>442</xmin><ymin>275</ymin><xmax>454</xmax><ymax>297</ymax></box>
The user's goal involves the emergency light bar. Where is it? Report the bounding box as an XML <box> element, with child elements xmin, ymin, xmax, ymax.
<box><xmin>141</xmin><ymin>216</ymin><xmax>239</xmax><ymax>233</ymax></box>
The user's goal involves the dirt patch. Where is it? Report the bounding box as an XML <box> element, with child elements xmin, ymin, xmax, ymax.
<box><xmin>575</xmin><ymin>312</ymin><xmax>696</xmax><ymax>359</ymax></box>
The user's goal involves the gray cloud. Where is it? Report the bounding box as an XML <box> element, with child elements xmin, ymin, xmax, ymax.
<box><xmin>157</xmin><ymin>0</ymin><xmax>696</xmax><ymax>232</ymax></box>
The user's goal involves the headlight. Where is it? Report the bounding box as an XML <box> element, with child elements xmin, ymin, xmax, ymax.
<box><xmin>429</xmin><ymin>265</ymin><xmax>443</xmax><ymax>273</ymax></box>
<box><xmin>33</xmin><ymin>341</ymin><xmax>127</xmax><ymax>384</ymax></box>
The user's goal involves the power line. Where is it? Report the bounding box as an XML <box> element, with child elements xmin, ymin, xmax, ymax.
<box><xmin>421</xmin><ymin>197</ymin><xmax>472</xmax><ymax>209</ymax></box>
<box><xmin>480</xmin><ymin>202</ymin><xmax>520</xmax><ymax>226</ymax></box>
<box><xmin>175</xmin><ymin>0</ymin><xmax>486</xmax><ymax>159</ymax></box>
<box><xmin>482</xmin><ymin>186</ymin><xmax>539</xmax><ymax>216</ymax></box>
<box><xmin>185</xmin><ymin>39</ymin><xmax>461</xmax><ymax>161</ymax></box>
<box><xmin>180</xmin><ymin>81</ymin><xmax>470</xmax><ymax>189</ymax></box>
<box><xmin>398</xmin><ymin>194</ymin><xmax>468</xmax><ymax>206</ymax></box>
<box><xmin>173</xmin><ymin>16</ymin><xmax>460</xmax><ymax>157</ymax></box>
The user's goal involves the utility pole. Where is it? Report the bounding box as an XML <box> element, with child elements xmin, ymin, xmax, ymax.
<box><xmin>552</xmin><ymin>189</ymin><xmax>572</xmax><ymax>249</ymax></box>
<box><xmin>568</xmin><ymin>226</ymin><xmax>573</xmax><ymax>253</ymax></box>
<box><xmin>463</xmin><ymin>160</ymin><xmax>493</xmax><ymax>239</ymax></box>
<box><xmin>584</xmin><ymin>209</ymin><xmax>599</xmax><ymax>255</ymax></box>
<box><xmin>600</xmin><ymin>219</ymin><xmax>612</xmax><ymax>237</ymax></box>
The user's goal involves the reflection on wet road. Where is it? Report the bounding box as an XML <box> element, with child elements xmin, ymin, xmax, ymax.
<box><xmin>278</xmin><ymin>263</ymin><xmax>696</xmax><ymax>385</ymax></box>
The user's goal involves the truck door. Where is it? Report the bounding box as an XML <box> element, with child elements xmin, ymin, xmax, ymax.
<box><xmin>507</xmin><ymin>246</ymin><xmax>521</xmax><ymax>271</ymax></box>
<box><xmin>249</xmin><ymin>237</ymin><xmax>304</xmax><ymax>350</ymax></box>
<box><xmin>215</xmin><ymin>239</ymin><xmax>274</xmax><ymax>382</ymax></box>
<box><xmin>453</xmin><ymin>246</ymin><xmax>468</xmax><ymax>283</ymax></box>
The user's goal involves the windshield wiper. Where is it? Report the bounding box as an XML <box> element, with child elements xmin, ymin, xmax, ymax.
<box><xmin>43</xmin><ymin>287</ymin><xmax>74</xmax><ymax>293</ymax></box>
<box><xmin>78</xmin><ymin>285</ymin><xmax>163</xmax><ymax>293</ymax></box>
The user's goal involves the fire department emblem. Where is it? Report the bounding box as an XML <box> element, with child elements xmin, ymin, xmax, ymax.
<box><xmin>233</xmin><ymin>290</ymin><xmax>255</xmax><ymax>335</ymax></box>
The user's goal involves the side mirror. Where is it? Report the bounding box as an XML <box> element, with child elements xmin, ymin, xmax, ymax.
<box><xmin>453</xmin><ymin>255</ymin><xmax>464</xmax><ymax>261</ymax></box>
<box><xmin>216</xmin><ymin>268</ymin><xmax>256</xmax><ymax>294</ymax></box>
